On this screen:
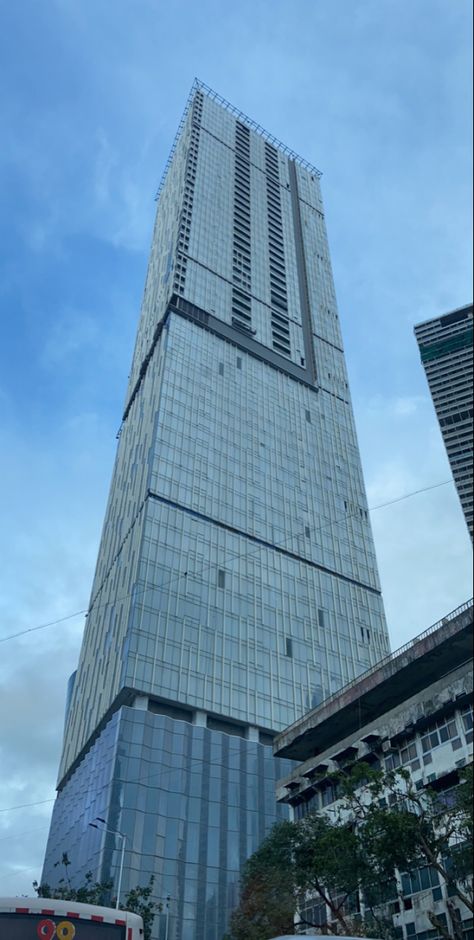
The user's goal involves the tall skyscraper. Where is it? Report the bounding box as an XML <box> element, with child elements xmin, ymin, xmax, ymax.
<box><xmin>415</xmin><ymin>304</ymin><xmax>473</xmax><ymax>539</ymax></box>
<box><xmin>42</xmin><ymin>82</ymin><xmax>390</xmax><ymax>940</ymax></box>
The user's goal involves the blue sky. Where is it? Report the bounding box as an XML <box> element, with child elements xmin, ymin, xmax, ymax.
<box><xmin>0</xmin><ymin>0</ymin><xmax>472</xmax><ymax>899</ymax></box>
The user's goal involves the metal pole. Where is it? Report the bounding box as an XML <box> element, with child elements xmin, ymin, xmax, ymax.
<box><xmin>88</xmin><ymin>821</ymin><xmax>126</xmax><ymax>911</ymax></box>
<box><xmin>116</xmin><ymin>833</ymin><xmax>126</xmax><ymax>910</ymax></box>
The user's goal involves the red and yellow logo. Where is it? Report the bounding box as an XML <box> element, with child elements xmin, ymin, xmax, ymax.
<box><xmin>37</xmin><ymin>919</ymin><xmax>76</xmax><ymax>940</ymax></box>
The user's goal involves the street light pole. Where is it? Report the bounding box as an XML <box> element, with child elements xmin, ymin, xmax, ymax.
<box><xmin>89</xmin><ymin>819</ymin><xmax>127</xmax><ymax>910</ymax></box>
<box><xmin>116</xmin><ymin>831</ymin><xmax>126</xmax><ymax>911</ymax></box>
<box><xmin>164</xmin><ymin>896</ymin><xmax>171</xmax><ymax>940</ymax></box>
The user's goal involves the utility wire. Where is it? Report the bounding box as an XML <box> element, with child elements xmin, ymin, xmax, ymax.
<box><xmin>0</xmin><ymin>799</ymin><xmax>55</xmax><ymax>814</ymax></box>
<box><xmin>369</xmin><ymin>478</ymin><xmax>452</xmax><ymax>511</ymax></box>
<box><xmin>0</xmin><ymin>747</ymin><xmax>277</xmax><ymax>815</ymax></box>
<box><xmin>0</xmin><ymin>478</ymin><xmax>460</xmax><ymax>883</ymax></box>
<box><xmin>2</xmin><ymin>611</ymin><xmax>88</xmax><ymax>644</ymax></box>
<box><xmin>0</xmin><ymin>825</ymin><xmax>49</xmax><ymax>843</ymax></box>
<box><xmin>0</xmin><ymin>863</ymin><xmax>46</xmax><ymax>882</ymax></box>
<box><xmin>0</xmin><ymin>478</ymin><xmax>453</xmax><ymax>647</ymax></box>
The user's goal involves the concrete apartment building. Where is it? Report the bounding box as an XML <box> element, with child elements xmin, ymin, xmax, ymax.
<box><xmin>275</xmin><ymin>599</ymin><xmax>473</xmax><ymax>939</ymax></box>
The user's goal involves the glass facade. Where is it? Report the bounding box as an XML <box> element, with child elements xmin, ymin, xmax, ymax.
<box><xmin>43</xmin><ymin>82</ymin><xmax>390</xmax><ymax>939</ymax></box>
<box><xmin>43</xmin><ymin>707</ymin><xmax>292</xmax><ymax>940</ymax></box>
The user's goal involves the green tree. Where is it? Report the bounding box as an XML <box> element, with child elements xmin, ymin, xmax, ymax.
<box><xmin>227</xmin><ymin>819</ymin><xmax>298</xmax><ymax>940</ymax></box>
<box><xmin>226</xmin><ymin>763</ymin><xmax>473</xmax><ymax>939</ymax></box>
<box><xmin>122</xmin><ymin>878</ymin><xmax>159</xmax><ymax>940</ymax></box>
<box><xmin>350</xmin><ymin>765</ymin><xmax>473</xmax><ymax>904</ymax></box>
<box><xmin>227</xmin><ymin>815</ymin><xmax>388</xmax><ymax>938</ymax></box>
<box><xmin>33</xmin><ymin>854</ymin><xmax>161</xmax><ymax>940</ymax></box>
<box><xmin>292</xmin><ymin>811</ymin><xmax>389</xmax><ymax>935</ymax></box>
<box><xmin>349</xmin><ymin>763</ymin><xmax>473</xmax><ymax>940</ymax></box>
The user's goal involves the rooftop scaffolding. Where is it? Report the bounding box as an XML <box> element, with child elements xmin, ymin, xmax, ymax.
<box><xmin>155</xmin><ymin>77</ymin><xmax>323</xmax><ymax>205</ymax></box>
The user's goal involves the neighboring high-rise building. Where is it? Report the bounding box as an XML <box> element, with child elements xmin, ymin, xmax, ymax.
<box><xmin>415</xmin><ymin>304</ymin><xmax>473</xmax><ymax>539</ymax></box>
<box><xmin>42</xmin><ymin>81</ymin><xmax>390</xmax><ymax>940</ymax></box>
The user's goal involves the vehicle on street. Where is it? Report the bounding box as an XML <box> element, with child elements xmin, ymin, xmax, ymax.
<box><xmin>0</xmin><ymin>897</ymin><xmax>144</xmax><ymax>939</ymax></box>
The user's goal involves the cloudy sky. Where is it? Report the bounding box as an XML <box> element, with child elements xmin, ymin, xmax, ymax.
<box><xmin>0</xmin><ymin>0</ymin><xmax>472</xmax><ymax>899</ymax></box>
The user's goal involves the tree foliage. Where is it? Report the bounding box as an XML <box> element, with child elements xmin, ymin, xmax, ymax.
<box><xmin>226</xmin><ymin>820</ymin><xmax>297</xmax><ymax>940</ymax></box>
<box><xmin>121</xmin><ymin>878</ymin><xmax>159</xmax><ymax>940</ymax></box>
<box><xmin>355</xmin><ymin>763</ymin><xmax>473</xmax><ymax>915</ymax></box>
<box><xmin>33</xmin><ymin>853</ymin><xmax>161</xmax><ymax>940</ymax></box>
<box><xmin>227</xmin><ymin>763</ymin><xmax>473</xmax><ymax>939</ymax></box>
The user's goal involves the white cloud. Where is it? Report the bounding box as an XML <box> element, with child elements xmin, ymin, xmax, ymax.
<box><xmin>93</xmin><ymin>129</ymin><xmax>118</xmax><ymax>206</ymax></box>
<box><xmin>0</xmin><ymin>418</ymin><xmax>110</xmax><ymax>893</ymax></box>
<box><xmin>0</xmin><ymin>0</ymin><xmax>472</xmax><ymax>901</ymax></box>
<box><xmin>366</xmin><ymin>394</ymin><xmax>428</xmax><ymax>420</ymax></box>
<box><xmin>358</xmin><ymin>391</ymin><xmax>473</xmax><ymax>649</ymax></box>
<box><xmin>41</xmin><ymin>309</ymin><xmax>100</xmax><ymax>366</ymax></box>
<box><xmin>390</xmin><ymin>396</ymin><xmax>424</xmax><ymax>418</ymax></box>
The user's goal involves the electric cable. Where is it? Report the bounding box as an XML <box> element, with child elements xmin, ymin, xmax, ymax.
<box><xmin>0</xmin><ymin>478</ymin><xmax>453</xmax><ymax>646</ymax></box>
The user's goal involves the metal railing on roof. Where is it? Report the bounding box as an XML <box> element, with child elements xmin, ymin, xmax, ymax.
<box><xmin>154</xmin><ymin>78</ymin><xmax>323</xmax><ymax>205</ymax></box>
<box><xmin>280</xmin><ymin>597</ymin><xmax>473</xmax><ymax>740</ymax></box>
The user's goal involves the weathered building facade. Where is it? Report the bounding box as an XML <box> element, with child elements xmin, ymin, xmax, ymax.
<box><xmin>275</xmin><ymin>600</ymin><xmax>473</xmax><ymax>939</ymax></box>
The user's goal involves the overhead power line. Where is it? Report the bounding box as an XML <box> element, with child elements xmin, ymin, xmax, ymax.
<box><xmin>0</xmin><ymin>825</ymin><xmax>50</xmax><ymax>844</ymax></box>
<box><xmin>0</xmin><ymin>798</ymin><xmax>55</xmax><ymax>814</ymax></box>
<box><xmin>0</xmin><ymin>478</ymin><xmax>453</xmax><ymax>647</ymax></box>
<box><xmin>0</xmin><ymin>750</ymin><xmax>281</xmax><ymax>814</ymax></box>
<box><xmin>369</xmin><ymin>478</ymin><xmax>453</xmax><ymax>511</ymax></box>
<box><xmin>1</xmin><ymin>610</ymin><xmax>88</xmax><ymax>644</ymax></box>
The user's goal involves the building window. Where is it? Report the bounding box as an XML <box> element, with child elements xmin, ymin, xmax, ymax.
<box><xmin>401</xmin><ymin>865</ymin><xmax>439</xmax><ymax>897</ymax></box>
<box><xmin>217</xmin><ymin>569</ymin><xmax>226</xmax><ymax>589</ymax></box>
<box><xmin>321</xmin><ymin>782</ymin><xmax>336</xmax><ymax>806</ymax></box>
<box><xmin>285</xmin><ymin>637</ymin><xmax>293</xmax><ymax>658</ymax></box>
<box><xmin>385</xmin><ymin>740</ymin><xmax>418</xmax><ymax>771</ymax></box>
<box><xmin>421</xmin><ymin>714</ymin><xmax>458</xmax><ymax>753</ymax></box>
<box><xmin>461</xmin><ymin>704</ymin><xmax>473</xmax><ymax>733</ymax></box>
